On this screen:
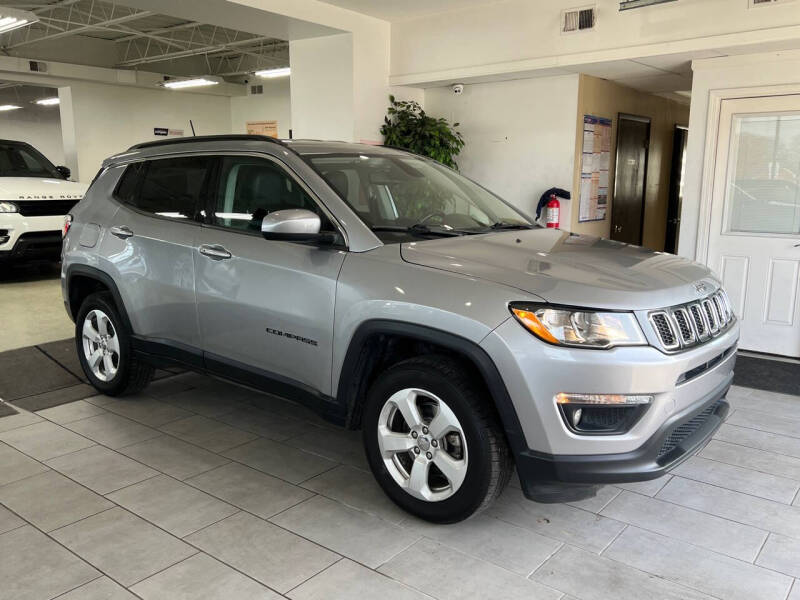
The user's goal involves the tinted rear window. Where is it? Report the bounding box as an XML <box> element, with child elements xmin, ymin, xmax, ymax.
<box><xmin>116</xmin><ymin>156</ymin><xmax>212</xmax><ymax>220</ymax></box>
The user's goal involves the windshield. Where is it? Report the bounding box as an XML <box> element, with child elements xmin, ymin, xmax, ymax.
<box><xmin>309</xmin><ymin>153</ymin><xmax>532</xmax><ymax>238</ymax></box>
<box><xmin>0</xmin><ymin>142</ymin><xmax>62</xmax><ymax>179</ymax></box>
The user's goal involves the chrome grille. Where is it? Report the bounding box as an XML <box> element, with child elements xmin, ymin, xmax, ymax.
<box><xmin>648</xmin><ymin>288</ymin><xmax>735</xmax><ymax>353</ymax></box>
<box><xmin>702</xmin><ymin>299</ymin><xmax>719</xmax><ymax>333</ymax></box>
<box><xmin>688</xmin><ymin>304</ymin><xmax>707</xmax><ymax>338</ymax></box>
<box><xmin>672</xmin><ymin>308</ymin><xmax>694</xmax><ymax>344</ymax></box>
<box><xmin>649</xmin><ymin>312</ymin><xmax>679</xmax><ymax>350</ymax></box>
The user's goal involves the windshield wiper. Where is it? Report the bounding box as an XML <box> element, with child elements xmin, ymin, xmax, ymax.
<box><xmin>489</xmin><ymin>222</ymin><xmax>533</xmax><ymax>230</ymax></box>
<box><xmin>370</xmin><ymin>224</ymin><xmax>464</xmax><ymax>237</ymax></box>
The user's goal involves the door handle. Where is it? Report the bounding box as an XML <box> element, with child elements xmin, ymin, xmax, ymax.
<box><xmin>109</xmin><ymin>225</ymin><xmax>134</xmax><ymax>239</ymax></box>
<box><xmin>199</xmin><ymin>244</ymin><xmax>232</xmax><ymax>260</ymax></box>
<box><xmin>794</xmin><ymin>243</ymin><xmax>800</xmax><ymax>247</ymax></box>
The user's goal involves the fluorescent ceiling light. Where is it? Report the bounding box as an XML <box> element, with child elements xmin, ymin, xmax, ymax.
<box><xmin>0</xmin><ymin>105</ymin><xmax>22</xmax><ymax>112</ymax></box>
<box><xmin>162</xmin><ymin>76</ymin><xmax>222</xmax><ymax>89</ymax></box>
<box><xmin>254</xmin><ymin>67</ymin><xmax>290</xmax><ymax>78</ymax></box>
<box><xmin>36</xmin><ymin>97</ymin><xmax>60</xmax><ymax>106</ymax></box>
<box><xmin>0</xmin><ymin>8</ymin><xmax>37</xmax><ymax>34</ymax></box>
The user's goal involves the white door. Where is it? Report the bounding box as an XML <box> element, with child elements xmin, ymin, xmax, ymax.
<box><xmin>707</xmin><ymin>95</ymin><xmax>800</xmax><ymax>357</ymax></box>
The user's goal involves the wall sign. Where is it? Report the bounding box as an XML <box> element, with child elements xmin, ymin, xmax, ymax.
<box><xmin>153</xmin><ymin>128</ymin><xmax>184</xmax><ymax>137</ymax></box>
<box><xmin>246</xmin><ymin>120</ymin><xmax>278</xmax><ymax>138</ymax></box>
<box><xmin>579</xmin><ymin>115</ymin><xmax>611</xmax><ymax>223</ymax></box>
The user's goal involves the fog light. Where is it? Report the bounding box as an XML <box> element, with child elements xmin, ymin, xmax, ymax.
<box><xmin>556</xmin><ymin>393</ymin><xmax>653</xmax><ymax>434</ymax></box>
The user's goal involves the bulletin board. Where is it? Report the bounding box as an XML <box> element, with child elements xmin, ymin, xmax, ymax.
<box><xmin>579</xmin><ymin>115</ymin><xmax>611</xmax><ymax>223</ymax></box>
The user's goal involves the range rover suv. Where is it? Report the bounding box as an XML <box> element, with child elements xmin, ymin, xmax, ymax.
<box><xmin>0</xmin><ymin>140</ymin><xmax>87</xmax><ymax>265</ymax></box>
<box><xmin>61</xmin><ymin>135</ymin><xmax>737</xmax><ymax>522</ymax></box>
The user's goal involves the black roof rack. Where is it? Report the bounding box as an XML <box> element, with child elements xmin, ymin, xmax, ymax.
<box><xmin>128</xmin><ymin>134</ymin><xmax>287</xmax><ymax>151</ymax></box>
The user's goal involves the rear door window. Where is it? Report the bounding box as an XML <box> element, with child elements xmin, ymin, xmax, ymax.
<box><xmin>117</xmin><ymin>156</ymin><xmax>212</xmax><ymax>221</ymax></box>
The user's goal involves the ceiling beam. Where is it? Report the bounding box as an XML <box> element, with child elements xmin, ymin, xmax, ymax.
<box><xmin>6</xmin><ymin>10</ymin><xmax>154</xmax><ymax>49</ymax></box>
<box><xmin>116</xmin><ymin>35</ymin><xmax>285</xmax><ymax>67</ymax></box>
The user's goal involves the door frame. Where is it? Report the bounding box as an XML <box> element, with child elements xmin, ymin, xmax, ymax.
<box><xmin>611</xmin><ymin>113</ymin><xmax>651</xmax><ymax>246</ymax></box>
<box><xmin>695</xmin><ymin>83</ymin><xmax>800</xmax><ymax>264</ymax></box>
<box><xmin>665</xmin><ymin>124</ymin><xmax>688</xmax><ymax>254</ymax></box>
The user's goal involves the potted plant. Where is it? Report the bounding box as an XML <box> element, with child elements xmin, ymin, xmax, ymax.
<box><xmin>380</xmin><ymin>95</ymin><xmax>465</xmax><ymax>169</ymax></box>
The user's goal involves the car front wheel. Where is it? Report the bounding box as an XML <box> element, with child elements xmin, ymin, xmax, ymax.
<box><xmin>363</xmin><ymin>355</ymin><xmax>512</xmax><ymax>523</ymax></box>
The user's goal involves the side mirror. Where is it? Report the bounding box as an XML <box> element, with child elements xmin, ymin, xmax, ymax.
<box><xmin>261</xmin><ymin>209</ymin><xmax>323</xmax><ymax>242</ymax></box>
<box><xmin>55</xmin><ymin>165</ymin><xmax>71</xmax><ymax>180</ymax></box>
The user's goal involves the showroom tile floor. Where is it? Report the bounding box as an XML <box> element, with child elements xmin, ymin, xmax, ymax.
<box><xmin>0</xmin><ymin>374</ymin><xmax>799</xmax><ymax>599</ymax></box>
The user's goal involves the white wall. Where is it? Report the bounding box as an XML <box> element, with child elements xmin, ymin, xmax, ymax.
<box><xmin>390</xmin><ymin>0</ymin><xmax>800</xmax><ymax>86</ymax></box>
<box><xmin>60</xmin><ymin>81</ymin><xmax>232</xmax><ymax>181</ymax></box>
<box><xmin>290</xmin><ymin>33</ymin><xmax>355</xmax><ymax>141</ymax></box>
<box><xmin>0</xmin><ymin>107</ymin><xmax>64</xmax><ymax>166</ymax></box>
<box><xmin>679</xmin><ymin>49</ymin><xmax>800</xmax><ymax>260</ymax></box>
<box><xmin>230</xmin><ymin>78</ymin><xmax>292</xmax><ymax>138</ymax></box>
<box><xmin>424</xmin><ymin>74</ymin><xmax>579</xmax><ymax>223</ymax></box>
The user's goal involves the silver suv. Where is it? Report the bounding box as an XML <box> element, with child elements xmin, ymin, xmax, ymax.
<box><xmin>62</xmin><ymin>136</ymin><xmax>737</xmax><ymax>523</ymax></box>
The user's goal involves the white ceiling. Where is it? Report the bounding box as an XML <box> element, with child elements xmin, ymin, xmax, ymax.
<box><xmin>317</xmin><ymin>0</ymin><xmax>506</xmax><ymax>22</ymax></box>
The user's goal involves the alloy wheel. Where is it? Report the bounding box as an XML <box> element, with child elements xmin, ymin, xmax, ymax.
<box><xmin>377</xmin><ymin>388</ymin><xmax>468</xmax><ymax>501</ymax></box>
<box><xmin>81</xmin><ymin>309</ymin><xmax>120</xmax><ymax>382</ymax></box>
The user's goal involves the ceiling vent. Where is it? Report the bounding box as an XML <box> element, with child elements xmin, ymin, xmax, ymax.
<box><xmin>250</xmin><ymin>84</ymin><xmax>263</xmax><ymax>95</ymax></box>
<box><xmin>562</xmin><ymin>6</ymin><xmax>596</xmax><ymax>33</ymax></box>
<box><xmin>28</xmin><ymin>60</ymin><xmax>47</xmax><ymax>73</ymax></box>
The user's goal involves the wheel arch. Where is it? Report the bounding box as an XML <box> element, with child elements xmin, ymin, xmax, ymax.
<box><xmin>336</xmin><ymin>319</ymin><xmax>528</xmax><ymax>456</ymax></box>
<box><xmin>65</xmin><ymin>264</ymin><xmax>133</xmax><ymax>333</ymax></box>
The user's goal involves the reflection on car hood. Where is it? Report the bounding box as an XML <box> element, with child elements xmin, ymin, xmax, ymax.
<box><xmin>400</xmin><ymin>228</ymin><xmax>718</xmax><ymax>310</ymax></box>
<box><xmin>0</xmin><ymin>177</ymin><xmax>88</xmax><ymax>200</ymax></box>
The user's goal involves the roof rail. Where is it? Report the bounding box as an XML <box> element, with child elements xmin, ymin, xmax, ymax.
<box><xmin>128</xmin><ymin>134</ymin><xmax>287</xmax><ymax>151</ymax></box>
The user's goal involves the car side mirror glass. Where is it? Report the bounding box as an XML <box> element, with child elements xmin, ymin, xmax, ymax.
<box><xmin>261</xmin><ymin>209</ymin><xmax>323</xmax><ymax>242</ymax></box>
<box><xmin>55</xmin><ymin>165</ymin><xmax>71</xmax><ymax>180</ymax></box>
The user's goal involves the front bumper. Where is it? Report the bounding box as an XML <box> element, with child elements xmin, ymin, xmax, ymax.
<box><xmin>515</xmin><ymin>375</ymin><xmax>729</xmax><ymax>495</ymax></box>
<box><xmin>0</xmin><ymin>213</ymin><xmax>65</xmax><ymax>263</ymax></box>
<box><xmin>480</xmin><ymin>314</ymin><xmax>738</xmax><ymax>501</ymax></box>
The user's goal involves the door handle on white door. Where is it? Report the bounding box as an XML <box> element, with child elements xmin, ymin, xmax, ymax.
<box><xmin>199</xmin><ymin>244</ymin><xmax>232</xmax><ymax>260</ymax></box>
<box><xmin>109</xmin><ymin>225</ymin><xmax>134</xmax><ymax>239</ymax></box>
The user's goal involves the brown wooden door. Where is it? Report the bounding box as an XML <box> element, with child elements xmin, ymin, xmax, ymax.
<box><xmin>611</xmin><ymin>114</ymin><xmax>650</xmax><ymax>245</ymax></box>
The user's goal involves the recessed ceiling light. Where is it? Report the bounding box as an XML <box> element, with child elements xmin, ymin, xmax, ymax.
<box><xmin>35</xmin><ymin>97</ymin><xmax>60</xmax><ymax>106</ymax></box>
<box><xmin>0</xmin><ymin>8</ymin><xmax>37</xmax><ymax>34</ymax></box>
<box><xmin>0</xmin><ymin>105</ymin><xmax>22</xmax><ymax>112</ymax></box>
<box><xmin>162</xmin><ymin>76</ymin><xmax>222</xmax><ymax>89</ymax></box>
<box><xmin>254</xmin><ymin>67</ymin><xmax>290</xmax><ymax>78</ymax></box>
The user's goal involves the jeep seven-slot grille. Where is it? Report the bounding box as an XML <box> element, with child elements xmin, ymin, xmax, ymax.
<box><xmin>658</xmin><ymin>400</ymin><xmax>722</xmax><ymax>458</ymax></box>
<box><xmin>648</xmin><ymin>290</ymin><xmax>735</xmax><ymax>352</ymax></box>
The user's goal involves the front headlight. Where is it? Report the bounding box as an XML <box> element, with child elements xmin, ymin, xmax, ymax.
<box><xmin>0</xmin><ymin>201</ymin><xmax>19</xmax><ymax>213</ymax></box>
<box><xmin>509</xmin><ymin>303</ymin><xmax>647</xmax><ymax>349</ymax></box>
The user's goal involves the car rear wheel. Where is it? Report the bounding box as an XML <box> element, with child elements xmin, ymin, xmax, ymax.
<box><xmin>76</xmin><ymin>292</ymin><xmax>153</xmax><ymax>396</ymax></box>
<box><xmin>363</xmin><ymin>355</ymin><xmax>512</xmax><ymax>523</ymax></box>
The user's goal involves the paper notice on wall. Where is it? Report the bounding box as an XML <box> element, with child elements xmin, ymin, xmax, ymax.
<box><xmin>579</xmin><ymin>115</ymin><xmax>611</xmax><ymax>223</ymax></box>
<box><xmin>246</xmin><ymin>120</ymin><xmax>278</xmax><ymax>138</ymax></box>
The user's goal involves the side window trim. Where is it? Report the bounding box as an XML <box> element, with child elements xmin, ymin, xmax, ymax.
<box><xmin>204</xmin><ymin>152</ymin><xmax>349</xmax><ymax>248</ymax></box>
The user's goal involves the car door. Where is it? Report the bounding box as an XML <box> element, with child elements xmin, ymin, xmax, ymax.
<box><xmin>194</xmin><ymin>153</ymin><xmax>347</xmax><ymax>399</ymax></box>
<box><xmin>105</xmin><ymin>155</ymin><xmax>213</xmax><ymax>350</ymax></box>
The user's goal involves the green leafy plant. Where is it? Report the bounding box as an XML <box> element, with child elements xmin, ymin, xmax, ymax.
<box><xmin>380</xmin><ymin>95</ymin><xmax>465</xmax><ymax>170</ymax></box>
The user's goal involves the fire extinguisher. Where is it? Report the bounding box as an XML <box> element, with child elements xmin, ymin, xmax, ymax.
<box><xmin>545</xmin><ymin>194</ymin><xmax>560</xmax><ymax>229</ymax></box>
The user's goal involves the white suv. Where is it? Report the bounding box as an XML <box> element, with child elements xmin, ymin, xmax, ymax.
<box><xmin>0</xmin><ymin>139</ymin><xmax>87</xmax><ymax>265</ymax></box>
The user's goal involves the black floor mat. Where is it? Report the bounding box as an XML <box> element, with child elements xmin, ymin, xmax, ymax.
<box><xmin>0</xmin><ymin>403</ymin><xmax>19</xmax><ymax>418</ymax></box>
<box><xmin>37</xmin><ymin>338</ymin><xmax>87</xmax><ymax>383</ymax></box>
<box><xmin>0</xmin><ymin>346</ymin><xmax>81</xmax><ymax>401</ymax></box>
<box><xmin>733</xmin><ymin>354</ymin><xmax>799</xmax><ymax>396</ymax></box>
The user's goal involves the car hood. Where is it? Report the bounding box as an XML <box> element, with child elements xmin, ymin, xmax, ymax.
<box><xmin>400</xmin><ymin>228</ymin><xmax>718</xmax><ymax>310</ymax></box>
<box><xmin>0</xmin><ymin>177</ymin><xmax>88</xmax><ymax>200</ymax></box>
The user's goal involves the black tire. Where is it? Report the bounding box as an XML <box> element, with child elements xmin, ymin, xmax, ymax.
<box><xmin>75</xmin><ymin>291</ymin><xmax>153</xmax><ymax>396</ymax></box>
<box><xmin>362</xmin><ymin>355</ymin><xmax>512</xmax><ymax>523</ymax></box>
